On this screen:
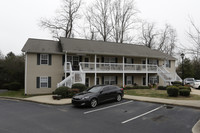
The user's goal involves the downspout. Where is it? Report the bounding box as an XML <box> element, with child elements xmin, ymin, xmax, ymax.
<box><xmin>24</xmin><ymin>52</ymin><xmax>27</xmax><ymax>95</ymax></box>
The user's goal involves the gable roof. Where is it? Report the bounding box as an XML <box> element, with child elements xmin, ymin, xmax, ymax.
<box><xmin>22</xmin><ymin>38</ymin><xmax>176</xmax><ymax>60</ymax></box>
<box><xmin>22</xmin><ymin>38</ymin><xmax>62</xmax><ymax>54</ymax></box>
<box><xmin>60</xmin><ymin>38</ymin><xmax>176</xmax><ymax>60</ymax></box>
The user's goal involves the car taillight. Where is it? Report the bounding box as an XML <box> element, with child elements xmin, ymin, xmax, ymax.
<box><xmin>120</xmin><ymin>88</ymin><xmax>124</xmax><ymax>91</ymax></box>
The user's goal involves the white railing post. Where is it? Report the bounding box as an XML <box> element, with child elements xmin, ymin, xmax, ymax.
<box><xmin>123</xmin><ymin>56</ymin><xmax>125</xmax><ymax>87</ymax></box>
<box><xmin>94</xmin><ymin>54</ymin><xmax>97</xmax><ymax>85</ymax></box>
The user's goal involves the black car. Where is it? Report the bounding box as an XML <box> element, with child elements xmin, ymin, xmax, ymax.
<box><xmin>72</xmin><ymin>85</ymin><xmax>124</xmax><ymax>108</ymax></box>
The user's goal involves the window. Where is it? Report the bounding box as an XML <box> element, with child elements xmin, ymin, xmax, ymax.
<box><xmin>126</xmin><ymin>58</ymin><xmax>133</xmax><ymax>64</ymax></box>
<box><xmin>149</xmin><ymin>76</ymin><xmax>158</xmax><ymax>84</ymax></box>
<box><xmin>126</xmin><ymin>76</ymin><xmax>133</xmax><ymax>85</ymax></box>
<box><xmin>40</xmin><ymin>54</ymin><xmax>49</xmax><ymax>64</ymax></box>
<box><xmin>149</xmin><ymin>59</ymin><xmax>158</xmax><ymax>65</ymax></box>
<box><xmin>36</xmin><ymin>77</ymin><xmax>51</xmax><ymax>88</ymax></box>
<box><xmin>96</xmin><ymin>77</ymin><xmax>100</xmax><ymax>85</ymax></box>
<box><xmin>104</xmin><ymin>76</ymin><xmax>116</xmax><ymax>85</ymax></box>
<box><xmin>165</xmin><ymin>60</ymin><xmax>171</xmax><ymax>68</ymax></box>
<box><xmin>40</xmin><ymin>77</ymin><xmax>48</xmax><ymax>88</ymax></box>
<box><xmin>85</xmin><ymin>77</ymin><xmax>89</xmax><ymax>87</ymax></box>
<box><xmin>104</xmin><ymin>57</ymin><xmax>116</xmax><ymax>63</ymax></box>
<box><xmin>85</xmin><ymin>57</ymin><xmax>89</xmax><ymax>67</ymax></box>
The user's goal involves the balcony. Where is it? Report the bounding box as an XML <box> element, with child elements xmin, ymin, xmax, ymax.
<box><xmin>78</xmin><ymin>62</ymin><xmax>158</xmax><ymax>73</ymax></box>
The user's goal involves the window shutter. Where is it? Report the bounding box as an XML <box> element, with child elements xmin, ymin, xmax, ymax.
<box><xmin>49</xmin><ymin>54</ymin><xmax>52</xmax><ymax>65</ymax></box>
<box><xmin>36</xmin><ymin>77</ymin><xmax>40</xmax><ymax>88</ymax></box>
<box><xmin>157</xmin><ymin>60</ymin><xmax>159</xmax><ymax>66</ymax></box>
<box><xmin>101</xmin><ymin>57</ymin><xmax>104</xmax><ymax>62</ymax></box>
<box><xmin>37</xmin><ymin>54</ymin><xmax>40</xmax><ymax>65</ymax></box>
<box><xmin>132</xmin><ymin>76</ymin><xmax>134</xmax><ymax>85</ymax></box>
<box><xmin>125</xmin><ymin>58</ymin><xmax>127</xmax><ymax>63</ymax></box>
<box><xmin>125</xmin><ymin>76</ymin><xmax>127</xmax><ymax>85</ymax></box>
<box><xmin>169</xmin><ymin>60</ymin><xmax>171</xmax><ymax>68</ymax></box>
<box><xmin>62</xmin><ymin>55</ymin><xmax>65</xmax><ymax>65</ymax></box>
<box><xmin>79</xmin><ymin>56</ymin><xmax>82</xmax><ymax>62</ymax></box>
<box><xmin>132</xmin><ymin>59</ymin><xmax>134</xmax><ymax>64</ymax></box>
<box><xmin>157</xmin><ymin>76</ymin><xmax>159</xmax><ymax>83</ymax></box>
<box><xmin>102</xmin><ymin>76</ymin><xmax>104</xmax><ymax>84</ymax></box>
<box><xmin>48</xmin><ymin>77</ymin><xmax>51</xmax><ymax>88</ymax></box>
<box><xmin>147</xmin><ymin>59</ymin><xmax>149</xmax><ymax>64</ymax></box>
<box><xmin>115</xmin><ymin>57</ymin><xmax>118</xmax><ymax>63</ymax></box>
<box><xmin>115</xmin><ymin>76</ymin><xmax>118</xmax><ymax>85</ymax></box>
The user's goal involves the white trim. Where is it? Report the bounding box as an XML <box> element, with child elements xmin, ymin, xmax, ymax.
<box><xmin>94</xmin><ymin>54</ymin><xmax>97</xmax><ymax>85</ymax></box>
<box><xmin>123</xmin><ymin>56</ymin><xmax>125</xmax><ymax>87</ymax></box>
<box><xmin>40</xmin><ymin>54</ymin><xmax>49</xmax><ymax>65</ymax></box>
<box><xmin>40</xmin><ymin>76</ymin><xmax>48</xmax><ymax>88</ymax></box>
<box><xmin>25</xmin><ymin>53</ymin><xmax>27</xmax><ymax>95</ymax></box>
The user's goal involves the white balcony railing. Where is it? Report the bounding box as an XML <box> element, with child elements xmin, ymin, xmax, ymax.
<box><xmin>79</xmin><ymin>62</ymin><xmax>158</xmax><ymax>73</ymax></box>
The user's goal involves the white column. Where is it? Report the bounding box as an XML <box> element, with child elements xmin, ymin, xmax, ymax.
<box><xmin>146</xmin><ymin>58</ymin><xmax>148</xmax><ymax>86</ymax></box>
<box><xmin>65</xmin><ymin>52</ymin><xmax>67</xmax><ymax>86</ymax></box>
<box><xmin>94</xmin><ymin>54</ymin><xmax>97</xmax><ymax>85</ymax></box>
<box><xmin>123</xmin><ymin>56</ymin><xmax>125</xmax><ymax>87</ymax></box>
<box><xmin>25</xmin><ymin>52</ymin><xmax>27</xmax><ymax>95</ymax></box>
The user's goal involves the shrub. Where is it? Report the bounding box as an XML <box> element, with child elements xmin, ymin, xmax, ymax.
<box><xmin>167</xmin><ymin>86</ymin><xmax>179</xmax><ymax>97</ymax></box>
<box><xmin>124</xmin><ymin>85</ymin><xmax>150</xmax><ymax>90</ymax></box>
<box><xmin>172</xmin><ymin>81</ymin><xmax>182</xmax><ymax>86</ymax></box>
<box><xmin>179</xmin><ymin>89</ymin><xmax>190</xmax><ymax>96</ymax></box>
<box><xmin>124</xmin><ymin>86</ymin><xmax>133</xmax><ymax>90</ymax></box>
<box><xmin>72</xmin><ymin>83</ymin><xmax>87</xmax><ymax>92</ymax></box>
<box><xmin>4</xmin><ymin>82</ymin><xmax>21</xmax><ymax>91</ymax></box>
<box><xmin>157</xmin><ymin>86</ymin><xmax>167</xmax><ymax>90</ymax></box>
<box><xmin>52</xmin><ymin>87</ymin><xmax>70</xmax><ymax>98</ymax></box>
<box><xmin>179</xmin><ymin>86</ymin><xmax>191</xmax><ymax>91</ymax></box>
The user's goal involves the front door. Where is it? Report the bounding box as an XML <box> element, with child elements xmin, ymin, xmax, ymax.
<box><xmin>67</xmin><ymin>56</ymin><xmax>80</xmax><ymax>70</ymax></box>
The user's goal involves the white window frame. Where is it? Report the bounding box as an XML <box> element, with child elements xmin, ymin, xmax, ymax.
<box><xmin>126</xmin><ymin>76</ymin><xmax>132</xmax><ymax>85</ymax></box>
<box><xmin>104</xmin><ymin>76</ymin><xmax>116</xmax><ymax>85</ymax></box>
<box><xmin>104</xmin><ymin>57</ymin><xmax>116</xmax><ymax>63</ymax></box>
<box><xmin>126</xmin><ymin>58</ymin><xmax>133</xmax><ymax>64</ymax></box>
<box><xmin>84</xmin><ymin>57</ymin><xmax>90</xmax><ymax>68</ymax></box>
<box><xmin>165</xmin><ymin>60</ymin><xmax>170</xmax><ymax>68</ymax></box>
<box><xmin>40</xmin><ymin>76</ymin><xmax>48</xmax><ymax>88</ymax></box>
<box><xmin>149</xmin><ymin>76</ymin><xmax>158</xmax><ymax>84</ymax></box>
<box><xmin>40</xmin><ymin>54</ymin><xmax>49</xmax><ymax>65</ymax></box>
<box><xmin>149</xmin><ymin>59</ymin><xmax>157</xmax><ymax>65</ymax></box>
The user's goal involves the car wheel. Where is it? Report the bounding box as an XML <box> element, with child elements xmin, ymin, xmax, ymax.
<box><xmin>116</xmin><ymin>94</ymin><xmax>122</xmax><ymax>102</ymax></box>
<box><xmin>90</xmin><ymin>99</ymin><xmax>97</xmax><ymax>108</ymax></box>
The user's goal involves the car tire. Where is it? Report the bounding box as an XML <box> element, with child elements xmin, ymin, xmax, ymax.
<box><xmin>116</xmin><ymin>94</ymin><xmax>122</xmax><ymax>102</ymax></box>
<box><xmin>90</xmin><ymin>99</ymin><xmax>98</xmax><ymax>108</ymax></box>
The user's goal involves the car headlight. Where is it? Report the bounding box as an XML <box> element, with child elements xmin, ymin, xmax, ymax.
<box><xmin>81</xmin><ymin>96</ymin><xmax>90</xmax><ymax>100</ymax></box>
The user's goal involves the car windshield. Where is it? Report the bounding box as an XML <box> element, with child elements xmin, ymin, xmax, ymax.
<box><xmin>87</xmin><ymin>86</ymin><xmax>103</xmax><ymax>93</ymax></box>
<box><xmin>195</xmin><ymin>80</ymin><xmax>200</xmax><ymax>82</ymax></box>
<box><xmin>187</xmin><ymin>78</ymin><xmax>194</xmax><ymax>81</ymax></box>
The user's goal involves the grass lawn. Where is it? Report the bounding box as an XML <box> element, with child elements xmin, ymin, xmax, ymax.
<box><xmin>124</xmin><ymin>89</ymin><xmax>200</xmax><ymax>100</ymax></box>
<box><xmin>0</xmin><ymin>89</ymin><xmax>30</xmax><ymax>98</ymax></box>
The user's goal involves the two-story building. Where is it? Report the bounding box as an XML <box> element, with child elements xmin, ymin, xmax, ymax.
<box><xmin>22</xmin><ymin>38</ymin><xmax>181</xmax><ymax>95</ymax></box>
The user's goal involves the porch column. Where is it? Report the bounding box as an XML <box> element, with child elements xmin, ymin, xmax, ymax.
<box><xmin>65</xmin><ymin>52</ymin><xmax>67</xmax><ymax>86</ymax></box>
<box><xmin>146</xmin><ymin>58</ymin><xmax>148</xmax><ymax>86</ymax></box>
<box><xmin>123</xmin><ymin>56</ymin><xmax>125</xmax><ymax>87</ymax></box>
<box><xmin>94</xmin><ymin>54</ymin><xmax>97</xmax><ymax>85</ymax></box>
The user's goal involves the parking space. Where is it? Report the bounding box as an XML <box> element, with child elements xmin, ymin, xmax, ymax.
<box><xmin>0</xmin><ymin>99</ymin><xmax>200</xmax><ymax>133</ymax></box>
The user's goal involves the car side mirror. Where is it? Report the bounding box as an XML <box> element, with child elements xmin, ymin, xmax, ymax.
<box><xmin>100</xmin><ymin>90</ymin><xmax>103</xmax><ymax>94</ymax></box>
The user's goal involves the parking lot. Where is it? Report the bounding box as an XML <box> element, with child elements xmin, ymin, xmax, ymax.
<box><xmin>0</xmin><ymin>99</ymin><xmax>200</xmax><ymax>133</ymax></box>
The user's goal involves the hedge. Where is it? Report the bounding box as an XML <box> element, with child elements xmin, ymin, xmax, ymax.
<box><xmin>179</xmin><ymin>89</ymin><xmax>190</xmax><ymax>96</ymax></box>
<box><xmin>71</xmin><ymin>83</ymin><xmax>87</xmax><ymax>92</ymax></box>
<box><xmin>167</xmin><ymin>86</ymin><xmax>179</xmax><ymax>97</ymax></box>
<box><xmin>3</xmin><ymin>82</ymin><xmax>21</xmax><ymax>91</ymax></box>
<box><xmin>157</xmin><ymin>86</ymin><xmax>167</xmax><ymax>90</ymax></box>
<box><xmin>52</xmin><ymin>87</ymin><xmax>70</xmax><ymax>98</ymax></box>
<box><xmin>179</xmin><ymin>86</ymin><xmax>191</xmax><ymax>92</ymax></box>
<box><xmin>124</xmin><ymin>86</ymin><xmax>150</xmax><ymax>90</ymax></box>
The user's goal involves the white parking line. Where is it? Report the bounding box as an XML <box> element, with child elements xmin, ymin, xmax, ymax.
<box><xmin>84</xmin><ymin>100</ymin><xmax>133</xmax><ymax>114</ymax></box>
<box><xmin>121</xmin><ymin>105</ymin><xmax>164</xmax><ymax>124</ymax></box>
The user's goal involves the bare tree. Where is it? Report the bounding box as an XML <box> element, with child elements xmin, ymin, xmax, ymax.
<box><xmin>110</xmin><ymin>0</ymin><xmax>138</xmax><ymax>43</ymax></box>
<box><xmin>40</xmin><ymin>0</ymin><xmax>82</xmax><ymax>39</ymax></box>
<box><xmin>158</xmin><ymin>24</ymin><xmax>177</xmax><ymax>56</ymax></box>
<box><xmin>86</xmin><ymin>0</ymin><xmax>112</xmax><ymax>42</ymax></box>
<box><xmin>0</xmin><ymin>50</ymin><xmax>4</xmax><ymax>59</ymax></box>
<box><xmin>187</xmin><ymin>17</ymin><xmax>200</xmax><ymax>58</ymax></box>
<box><xmin>140</xmin><ymin>21</ymin><xmax>158</xmax><ymax>49</ymax></box>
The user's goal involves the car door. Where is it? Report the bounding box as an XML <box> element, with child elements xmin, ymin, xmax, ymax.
<box><xmin>98</xmin><ymin>86</ymin><xmax>113</xmax><ymax>103</ymax></box>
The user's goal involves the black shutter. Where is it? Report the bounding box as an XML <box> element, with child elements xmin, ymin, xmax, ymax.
<box><xmin>36</xmin><ymin>77</ymin><xmax>40</xmax><ymax>88</ymax></box>
<box><xmin>147</xmin><ymin>59</ymin><xmax>149</xmax><ymax>64</ymax></box>
<box><xmin>125</xmin><ymin>58</ymin><xmax>127</xmax><ymax>63</ymax></box>
<box><xmin>79</xmin><ymin>56</ymin><xmax>82</xmax><ymax>62</ymax></box>
<box><xmin>157</xmin><ymin>76</ymin><xmax>159</xmax><ymax>83</ymax></box>
<box><xmin>125</xmin><ymin>76</ymin><xmax>127</xmax><ymax>85</ymax></box>
<box><xmin>132</xmin><ymin>59</ymin><xmax>134</xmax><ymax>64</ymax></box>
<box><xmin>169</xmin><ymin>60</ymin><xmax>171</xmax><ymax>68</ymax></box>
<box><xmin>102</xmin><ymin>76</ymin><xmax>104</xmax><ymax>85</ymax></box>
<box><xmin>115</xmin><ymin>57</ymin><xmax>118</xmax><ymax>63</ymax></box>
<box><xmin>37</xmin><ymin>54</ymin><xmax>40</xmax><ymax>65</ymax></box>
<box><xmin>115</xmin><ymin>76</ymin><xmax>118</xmax><ymax>85</ymax></box>
<box><xmin>49</xmin><ymin>54</ymin><xmax>52</xmax><ymax>65</ymax></box>
<box><xmin>62</xmin><ymin>55</ymin><xmax>65</xmax><ymax>65</ymax></box>
<box><xmin>157</xmin><ymin>60</ymin><xmax>159</xmax><ymax>66</ymax></box>
<box><xmin>48</xmin><ymin>77</ymin><xmax>51</xmax><ymax>88</ymax></box>
<box><xmin>101</xmin><ymin>57</ymin><xmax>104</xmax><ymax>62</ymax></box>
<box><xmin>132</xmin><ymin>76</ymin><xmax>134</xmax><ymax>85</ymax></box>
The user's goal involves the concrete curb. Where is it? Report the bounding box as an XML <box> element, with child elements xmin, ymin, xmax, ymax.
<box><xmin>0</xmin><ymin>96</ymin><xmax>71</xmax><ymax>105</ymax></box>
<box><xmin>192</xmin><ymin>119</ymin><xmax>200</xmax><ymax>133</ymax></box>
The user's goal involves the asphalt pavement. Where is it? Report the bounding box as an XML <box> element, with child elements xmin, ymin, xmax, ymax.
<box><xmin>0</xmin><ymin>99</ymin><xmax>199</xmax><ymax>133</ymax></box>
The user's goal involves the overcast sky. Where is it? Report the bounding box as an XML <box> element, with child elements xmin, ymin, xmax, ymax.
<box><xmin>0</xmin><ymin>0</ymin><xmax>200</xmax><ymax>56</ymax></box>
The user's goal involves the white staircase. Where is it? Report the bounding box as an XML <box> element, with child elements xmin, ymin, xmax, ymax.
<box><xmin>157</xmin><ymin>66</ymin><xmax>182</xmax><ymax>85</ymax></box>
<box><xmin>57</xmin><ymin>62</ymin><xmax>85</xmax><ymax>88</ymax></box>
